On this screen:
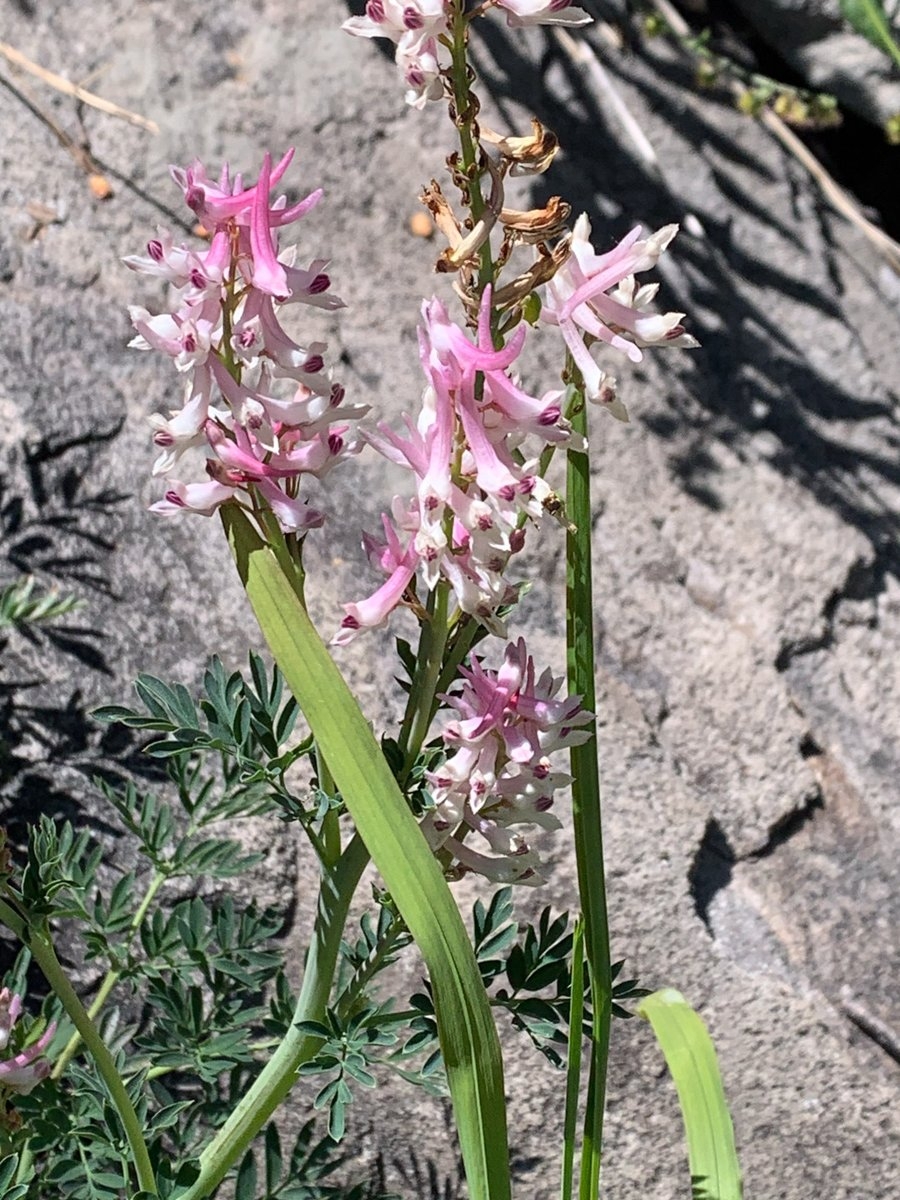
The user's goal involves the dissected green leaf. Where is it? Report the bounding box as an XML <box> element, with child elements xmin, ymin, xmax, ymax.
<box><xmin>638</xmin><ymin>989</ymin><xmax>742</xmax><ymax>1200</ymax></box>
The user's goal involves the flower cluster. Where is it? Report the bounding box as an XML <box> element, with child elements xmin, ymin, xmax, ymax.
<box><xmin>342</xmin><ymin>0</ymin><xmax>590</xmax><ymax>109</ymax></box>
<box><xmin>0</xmin><ymin>989</ymin><xmax>55</xmax><ymax>1096</ymax></box>
<box><xmin>420</xmin><ymin>639</ymin><xmax>592</xmax><ymax>883</ymax></box>
<box><xmin>126</xmin><ymin>150</ymin><xmax>364</xmax><ymax>531</ymax></box>
<box><xmin>541</xmin><ymin>214</ymin><xmax>699</xmax><ymax>419</ymax></box>
<box><xmin>335</xmin><ymin>286</ymin><xmax>574</xmax><ymax>643</ymax></box>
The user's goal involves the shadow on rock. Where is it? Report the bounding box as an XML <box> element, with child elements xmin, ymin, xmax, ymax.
<box><xmin>0</xmin><ymin>420</ymin><xmax>159</xmax><ymax>830</ymax></box>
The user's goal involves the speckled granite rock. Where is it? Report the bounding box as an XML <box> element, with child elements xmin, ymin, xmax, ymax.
<box><xmin>1</xmin><ymin>2</ymin><xmax>899</xmax><ymax>1197</ymax></box>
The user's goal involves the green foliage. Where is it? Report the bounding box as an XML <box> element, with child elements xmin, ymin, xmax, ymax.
<box><xmin>2</xmin><ymin>648</ymin><xmax>648</xmax><ymax>1199</ymax></box>
<box><xmin>236</xmin><ymin>1123</ymin><xmax>388</xmax><ymax>1200</ymax></box>
<box><xmin>0</xmin><ymin>576</ymin><xmax>83</xmax><ymax>629</ymax></box>
<box><xmin>297</xmin><ymin>1007</ymin><xmax>396</xmax><ymax>1141</ymax></box>
<box><xmin>0</xmin><ymin>1155</ymin><xmax>31</xmax><ymax>1200</ymax></box>
<box><xmin>0</xmin><ymin>655</ymin><xmax>384</xmax><ymax>1199</ymax></box>
<box><xmin>402</xmin><ymin>890</ymin><xmax>649</xmax><ymax>1070</ymax></box>
<box><xmin>638</xmin><ymin>990</ymin><xmax>743</xmax><ymax>1200</ymax></box>
<box><xmin>94</xmin><ymin>652</ymin><xmax>302</xmax><ymax>781</ymax></box>
<box><xmin>840</xmin><ymin>0</ymin><xmax>900</xmax><ymax>67</ymax></box>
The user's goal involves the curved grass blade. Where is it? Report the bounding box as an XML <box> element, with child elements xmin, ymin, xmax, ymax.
<box><xmin>638</xmin><ymin>989</ymin><xmax>742</xmax><ymax>1200</ymax></box>
<box><xmin>222</xmin><ymin>505</ymin><xmax>511</xmax><ymax>1200</ymax></box>
<box><xmin>839</xmin><ymin>0</ymin><xmax>900</xmax><ymax>67</ymax></box>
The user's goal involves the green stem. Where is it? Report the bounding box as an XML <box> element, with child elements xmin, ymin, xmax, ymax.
<box><xmin>447</xmin><ymin>1</ymin><xmax>494</xmax><ymax>291</ymax></box>
<box><xmin>315</xmin><ymin>746</ymin><xmax>342</xmax><ymax>868</ymax></box>
<box><xmin>178</xmin><ymin>833</ymin><xmax>370</xmax><ymax>1200</ymax></box>
<box><xmin>434</xmin><ymin>612</ymin><xmax>479</xmax><ymax>699</ymax></box>
<box><xmin>565</xmin><ymin>381</ymin><xmax>612</xmax><ymax>1200</ymax></box>
<box><xmin>336</xmin><ymin>913</ymin><xmax>408</xmax><ymax>1020</ymax></box>
<box><xmin>51</xmin><ymin>869</ymin><xmax>167</xmax><ymax>1079</ymax></box>
<box><xmin>25</xmin><ymin>922</ymin><xmax>158</xmax><ymax>1196</ymax></box>
<box><xmin>401</xmin><ymin>582</ymin><xmax>450</xmax><ymax>778</ymax></box>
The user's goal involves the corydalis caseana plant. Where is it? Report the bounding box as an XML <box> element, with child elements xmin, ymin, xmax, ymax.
<box><xmin>0</xmin><ymin>0</ymin><xmax>739</xmax><ymax>1198</ymax></box>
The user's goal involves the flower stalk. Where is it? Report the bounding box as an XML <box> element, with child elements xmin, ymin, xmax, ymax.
<box><xmin>565</xmin><ymin>377</ymin><xmax>612</xmax><ymax>1199</ymax></box>
<box><xmin>179</xmin><ymin>834</ymin><xmax>370</xmax><ymax>1200</ymax></box>
<box><xmin>0</xmin><ymin>899</ymin><xmax>158</xmax><ymax>1197</ymax></box>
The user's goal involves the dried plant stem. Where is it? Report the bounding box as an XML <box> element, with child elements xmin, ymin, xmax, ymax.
<box><xmin>0</xmin><ymin>40</ymin><xmax>158</xmax><ymax>132</ymax></box>
<box><xmin>648</xmin><ymin>0</ymin><xmax>900</xmax><ymax>272</ymax></box>
<box><xmin>0</xmin><ymin>70</ymin><xmax>104</xmax><ymax>178</ymax></box>
<box><xmin>553</xmin><ymin>28</ymin><xmax>661</xmax><ymax>178</ymax></box>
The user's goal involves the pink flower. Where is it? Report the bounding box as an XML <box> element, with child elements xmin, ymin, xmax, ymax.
<box><xmin>542</xmin><ymin>214</ymin><xmax>698</xmax><ymax>418</ymax></box>
<box><xmin>335</xmin><ymin>289</ymin><xmax>574</xmax><ymax>641</ymax></box>
<box><xmin>420</xmin><ymin>640</ymin><xmax>592</xmax><ymax>884</ymax></box>
<box><xmin>342</xmin><ymin>0</ymin><xmax>448</xmax><ymax>49</ymax></box>
<box><xmin>128</xmin><ymin>152</ymin><xmax>361</xmax><ymax>535</ymax></box>
<box><xmin>149</xmin><ymin>478</ymin><xmax>237</xmax><ymax>517</ymax></box>
<box><xmin>334</xmin><ymin>507</ymin><xmax>420</xmax><ymax>645</ymax></box>
<box><xmin>398</xmin><ymin>39</ymin><xmax>443</xmax><ymax>109</ymax></box>
<box><xmin>0</xmin><ymin>989</ymin><xmax>56</xmax><ymax>1096</ymax></box>
<box><xmin>493</xmin><ymin>0</ymin><xmax>591</xmax><ymax>27</ymax></box>
<box><xmin>342</xmin><ymin>0</ymin><xmax>449</xmax><ymax>108</ymax></box>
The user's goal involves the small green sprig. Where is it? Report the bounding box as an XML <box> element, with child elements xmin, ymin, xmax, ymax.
<box><xmin>0</xmin><ymin>577</ymin><xmax>83</xmax><ymax>630</ymax></box>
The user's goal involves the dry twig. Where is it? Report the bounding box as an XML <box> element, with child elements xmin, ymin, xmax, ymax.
<box><xmin>0</xmin><ymin>39</ymin><xmax>158</xmax><ymax>133</ymax></box>
<box><xmin>647</xmin><ymin>0</ymin><xmax>900</xmax><ymax>272</ymax></box>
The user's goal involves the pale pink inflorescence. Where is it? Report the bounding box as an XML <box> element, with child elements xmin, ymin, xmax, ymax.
<box><xmin>334</xmin><ymin>285</ymin><xmax>577</xmax><ymax>644</ymax></box>
<box><xmin>541</xmin><ymin>214</ymin><xmax>699</xmax><ymax>421</ymax></box>
<box><xmin>342</xmin><ymin>0</ymin><xmax>449</xmax><ymax>109</ymax></box>
<box><xmin>421</xmin><ymin>639</ymin><xmax>592</xmax><ymax>883</ymax></box>
<box><xmin>126</xmin><ymin>150</ymin><xmax>365</xmax><ymax>531</ymax></box>
<box><xmin>0</xmin><ymin>988</ymin><xmax>56</xmax><ymax>1096</ymax></box>
<box><xmin>492</xmin><ymin>0</ymin><xmax>591</xmax><ymax>28</ymax></box>
<box><xmin>342</xmin><ymin>0</ymin><xmax>590</xmax><ymax>107</ymax></box>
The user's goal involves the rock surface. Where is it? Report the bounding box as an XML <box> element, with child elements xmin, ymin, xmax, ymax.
<box><xmin>1</xmin><ymin>2</ymin><xmax>899</xmax><ymax>1198</ymax></box>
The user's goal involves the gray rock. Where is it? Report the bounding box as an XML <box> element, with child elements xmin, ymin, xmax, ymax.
<box><xmin>1</xmin><ymin>3</ymin><xmax>899</xmax><ymax>1199</ymax></box>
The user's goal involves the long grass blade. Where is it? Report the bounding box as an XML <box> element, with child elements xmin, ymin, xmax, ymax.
<box><xmin>561</xmin><ymin>916</ymin><xmax>585</xmax><ymax>1200</ymax></box>
<box><xmin>638</xmin><ymin>989</ymin><xmax>742</xmax><ymax>1200</ymax></box>
<box><xmin>222</xmin><ymin>505</ymin><xmax>511</xmax><ymax>1200</ymax></box>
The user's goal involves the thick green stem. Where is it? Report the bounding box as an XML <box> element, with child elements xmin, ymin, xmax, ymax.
<box><xmin>24</xmin><ymin>922</ymin><xmax>158</xmax><ymax>1196</ymax></box>
<box><xmin>178</xmin><ymin>834</ymin><xmax>370</xmax><ymax>1200</ymax></box>
<box><xmin>565</xmin><ymin>383</ymin><xmax>612</xmax><ymax>1200</ymax></box>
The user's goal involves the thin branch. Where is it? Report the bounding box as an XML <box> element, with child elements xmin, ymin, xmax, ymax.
<box><xmin>0</xmin><ymin>70</ymin><xmax>110</xmax><ymax>191</ymax></box>
<box><xmin>553</xmin><ymin>27</ymin><xmax>661</xmax><ymax>177</ymax></box>
<box><xmin>0</xmin><ymin>40</ymin><xmax>158</xmax><ymax>133</ymax></box>
<box><xmin>647</xmin><ymin>0</ymin><xmax>900</xmax><ymax>272</ymax></box>
<box><xmin>552</xmin><ymin>26</ymin><xmax>707</xmax><ymax>239</ymax></box>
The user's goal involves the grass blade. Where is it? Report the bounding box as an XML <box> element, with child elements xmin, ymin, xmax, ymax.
<box><xmin>222</xmin><ymin>505</ymin><xmax>511</xmax><ymax>1200</ymax></box>
<box><xmin>566</xmin><ymin>383</ymin><xmax>612</xmax><ymax>1200</ymax></box>
<box><xmin>638</xmin><ymin>989</ymin><xmax>742</xmax><ymax>1200</ymax></box>
<box><xmin>839</xmin><ymin>0</ymin><xmax>900</xmax><ymax>67</ymax></box>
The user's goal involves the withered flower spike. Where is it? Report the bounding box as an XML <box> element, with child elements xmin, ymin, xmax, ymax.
<box><xmin>481</xmin><ymin>118</ymin><xmax>560</xmax><ymax>176</ymax></box>
<box><xmin>491</xmin><ymin>239</ymin><xmax>570</xmax><ymax>308</ymax></box>
<box><xmin>420</xmin><ymin>179</ymin><xmax>464</xmax><ymax>249</ymax></box>
<box><xmin>438</xmin><ymin>156</ymin><xmax>505</xmax><ymax>271</ymax></box>
<box><xmin>500</xmin><ymin>196</ymin><xmax>572</xmax><ymax>244</ymax></box>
